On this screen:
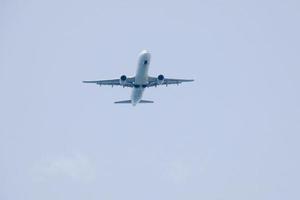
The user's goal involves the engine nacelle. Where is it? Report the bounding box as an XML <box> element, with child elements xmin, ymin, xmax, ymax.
<box><xmin>119</xmin><ymin>75</ymin><xmax>127</xmax><ymax>85</ymax></box>
<box><xmin>157</xmin><ymin>74</ymin><xmax>164</xmax><ymax>85</ymax></box>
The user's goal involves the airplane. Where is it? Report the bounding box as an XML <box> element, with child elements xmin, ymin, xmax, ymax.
<box><xmin>83</xmin><ymin>50</ymin><xmax>194</xmax><ymax>106</ymax></box>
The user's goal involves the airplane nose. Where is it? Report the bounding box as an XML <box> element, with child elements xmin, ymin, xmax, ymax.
<box><xmin>140</xmin><ymin>50</ymin><xmax>151</xmax><ymax>57</ymax></box>
<box><xmin>139</xmin><ymin>50</ymin><xmax>151</xmax><ymax>61</ymax></box>
<box><xmin>140</xmin><ymin>50</ymin><xmax>149</xmax><ymax>55</ymax></box>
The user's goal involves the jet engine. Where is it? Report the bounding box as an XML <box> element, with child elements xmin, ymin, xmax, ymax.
<box><xmin>119</xmin><ymin>75</ymin><xmax>127</xmax><ymax>85</ymax></box>
<box><xmin>157</xmin><ymin>74</ymin><xmax>164</xmax><ymax>85</ymax></box>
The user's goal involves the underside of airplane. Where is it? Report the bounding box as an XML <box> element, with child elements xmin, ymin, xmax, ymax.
<box><xmin>83</xmin><ymin>50</ymin><xmax>194</xmax><ymax>106</ymax></box>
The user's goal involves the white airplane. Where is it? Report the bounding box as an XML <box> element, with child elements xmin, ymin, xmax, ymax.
<box><xmin>83</xmin><ymin>50</ymin><xmax>194</xmax><ymax>106</ymax></box>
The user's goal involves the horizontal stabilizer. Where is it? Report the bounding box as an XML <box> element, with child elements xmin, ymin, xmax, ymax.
<box><xmin>139</xmin><ymin>100</ymin><xmax>154</xmax><ymax>103</ymax></box>
<box><xmin>114</xmin><ymin>100</ymin><xmax>154</xmax><ymax>104</ymax></box>
<box><xmin>114</xmin><ymin>100</ymin><xmax>132</xmax><ymax>104</ymax></box>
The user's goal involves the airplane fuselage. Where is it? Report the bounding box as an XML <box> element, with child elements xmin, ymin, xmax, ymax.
<box><xmin>131</xmin><ymin>50</ymin><xmax>151</xmax><ymax>106</ymax></box>
<box><xmin>83</xmin><ymin>50</ymin><xmax>194</xmax><ymax>105</ymax></box>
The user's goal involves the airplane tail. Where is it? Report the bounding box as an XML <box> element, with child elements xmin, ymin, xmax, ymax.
<box><xmin>114</xmin><ymin>100</ymin><xmax>131</xmax><ymax>104</ymax></box>
<box><xmin>139</xmin><ymin>100</ymin><xmax>154</xmax><ymax>103</ymax></box>
<box><xmin>114</xmin><ymin>100</ymin><xmax>154</xmax><ymax>104</ymax></box>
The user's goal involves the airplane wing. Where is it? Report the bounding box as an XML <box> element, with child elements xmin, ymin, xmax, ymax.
<box><xmin>147</xmin><ymin>76</ymin><xmax>194</xmax><ymax>87</ymax></box>
<box><xmin>82</xmin><ymin>77</ymin><xmax>135</xmax><ymax>87</ymax></box>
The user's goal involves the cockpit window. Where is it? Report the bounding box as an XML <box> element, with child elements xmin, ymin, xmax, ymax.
<box><xmin>134</xmin><ymin>85</ymin><xmax>140</xmax><ymax>88</ymax></box>
<box><xmin>144</xmin><ymin>60</ymin><xmax>148</xmax><ymax>65</ymax></box>
<box><xmin>142</xmin><ymin>85</ymin><xmax>147</xmax><ymax>88</ymax></box>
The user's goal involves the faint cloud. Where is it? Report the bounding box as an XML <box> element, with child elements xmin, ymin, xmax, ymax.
<box><xmin>163</xmin><ymin>159</ymin><xmax>205</xmax><ymax>184</ymax></box>
<box><xmin>32</xmin><ymin>154</ymin><xmax>96</xmax><ymax>183</ymax></box>
<box><xmin>165</xmin><ymin>161</ymin><xmax>191</xmax><ymax>184</ymax></box>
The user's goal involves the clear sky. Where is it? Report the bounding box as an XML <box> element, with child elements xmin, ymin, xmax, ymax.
<box><xmin>1</xmin><ymin>0</ymin><xmax>300</xmax><ymax>199</ymax></box>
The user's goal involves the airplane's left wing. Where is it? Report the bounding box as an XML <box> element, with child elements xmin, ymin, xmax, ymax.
<box><xmin>147</xmin><ymin>76</ymin><xmax>194</xmax><ymax>87</ymax></box>
<box><xmin>83</xmin><ymin>77</ymin><xmax>135</xmax><ymax>87</ymax></box>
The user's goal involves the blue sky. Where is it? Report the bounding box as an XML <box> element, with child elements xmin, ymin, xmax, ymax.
<box><xmin>1</xmin><ymin>0</ymin><xmax>300</xmax><ymax>200</ymax></box>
